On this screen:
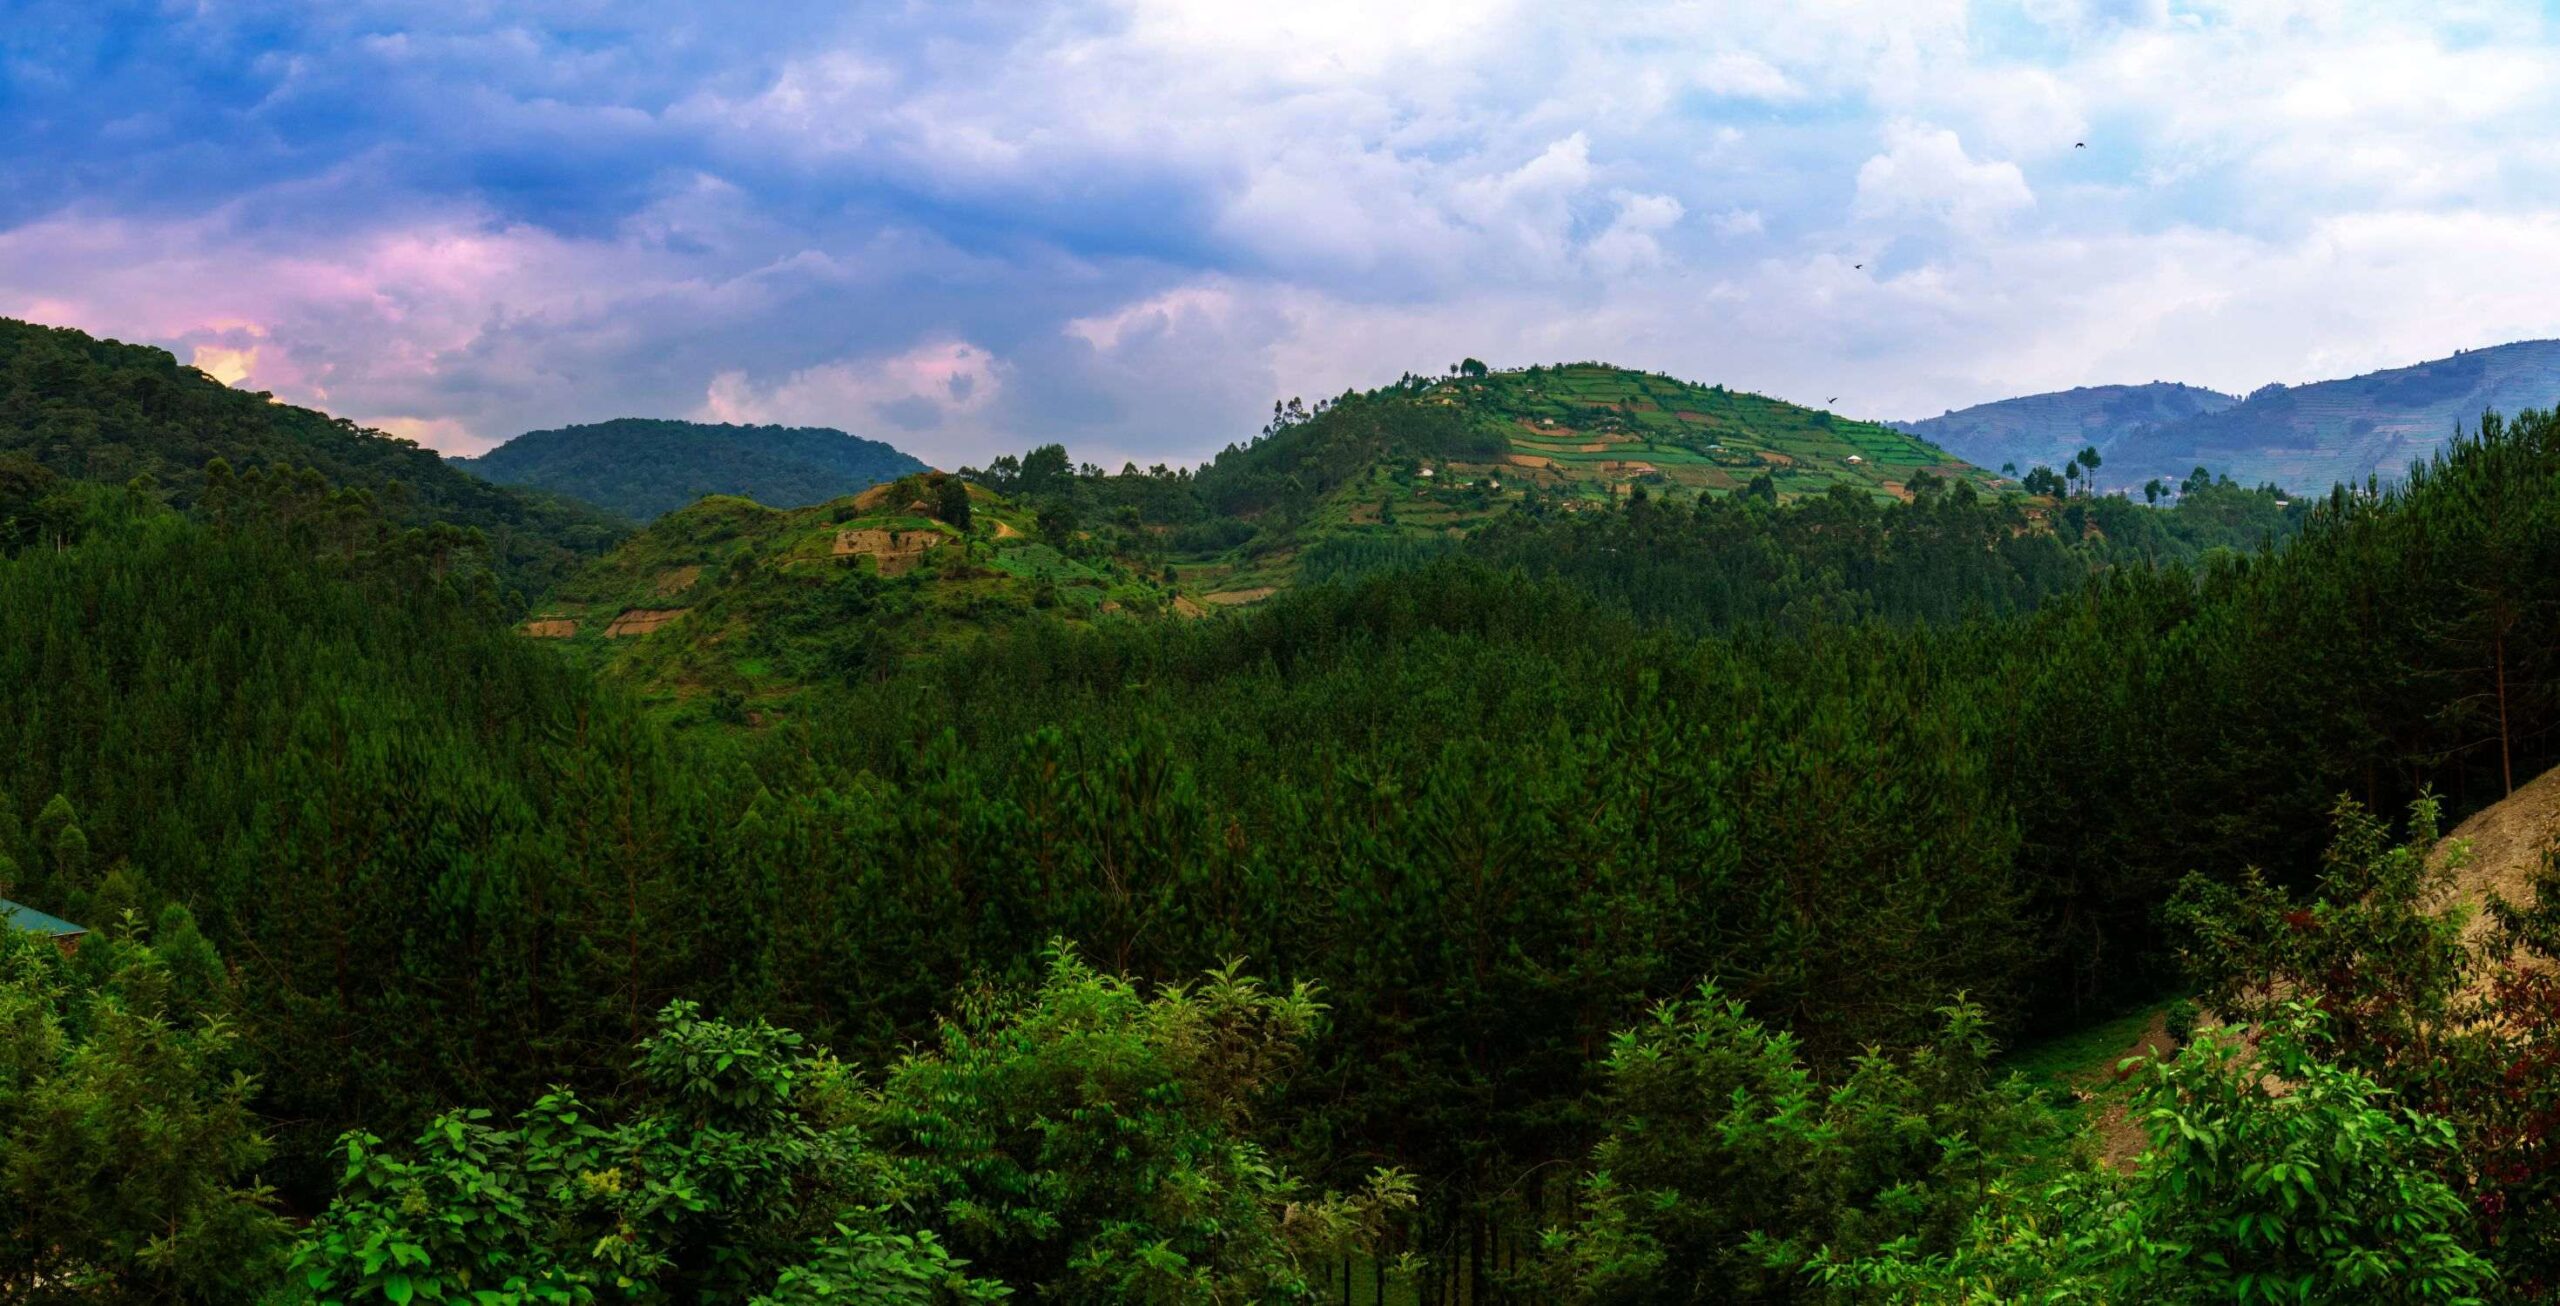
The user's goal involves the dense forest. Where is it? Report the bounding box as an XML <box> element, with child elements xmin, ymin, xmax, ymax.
<box><xmin>453</xmin><ymin>418</ymin><xmax>928</xmax><ymax>522</ymax></box>
<box><xmin>8</xmin><ymin>317</ymin><xmax>2560</xmax><ymax>1299</ymax></box>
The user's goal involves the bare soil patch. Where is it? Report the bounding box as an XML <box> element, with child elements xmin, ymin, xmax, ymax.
<box><xmin>2431</xmin><ymin>765</ymin><xmax>2560</xmax><ymax>942</ymax></box>
<box><xmin>834</xmin><ymin>528</ymin><xmax>946</xmax><ymax>576</ymax></box>
<box><xmin>653</xmin><ymin>565</ymin><xmax>703</xmax><ymax>597</ymax></box>
<box><xmin>605</xmin><ymin>608</ymin><xmax>687</xmax><ymax>638</ymax></box>
<box><xmin>522</xmin><ymin>619</ymin><xmax>577</xmax><ymax>639</ymax></box>
<box><xmin>1202</xmin><ymin>587</ymin><xmax>1277</xmax><ymax>606</ymax></box>
<box><xmin>1171</xmin><ymin>595</ymin><xmax>1208</xmax><ymax>619</ymax></box>
<box><xmin>993</xmin><ymin>520</ymin><xmax>1022</xmax><ymax>539</ymax></box>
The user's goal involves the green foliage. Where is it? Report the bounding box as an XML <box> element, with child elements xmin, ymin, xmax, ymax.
<box><xmin>871</xmin><ymin>944</ymin><xmax>1413</xmax><ymax>1302</ymax></box>
<box><xmin>289</xmin><ymin>1000</ymin><xmax>944</xmax><ymax>1305</ymax></box>
<box><xmin>0</xmin><ymin>909</ymin><xmax>285</xmax><ymax>1303</ymax></box>
<box><xmin>1818</xmin><ymin>1008</ymin><xmax>2495</xmax><ymax>1305</ymax></box>
<box><xmin>1531</xmin><ymin>988</ymin><xmax>2061</xmax><ymax>1303</ymax></box>
<box><xmin>453</xmin><ymin>419</ymin><xmax>926</xmax><ymax>522</ymax></box>
<box><xmin>292</xmin><ymin>951</ymin><xmax>1403</xmax><ymax>1304</ymax></box>
<box><xmin>934</xmin><ymin>476</ymin><xmax>972</xmax><ymax>530</ymax></box>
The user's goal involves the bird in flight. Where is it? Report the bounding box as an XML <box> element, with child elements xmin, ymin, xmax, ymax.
<box><xmin>1853</xmin><ymin>262</ymin><xmax>1863</xmax><ymax>269</ymax></box>
<box><xmin>1826</xmin><ymin>396</ymin><xmax>1839</xmax><ymax>404</ymax></box>
<box><xmin>2074</xmin><ymin>141</ymin><xmax>2086</xmax><ymax>148</ymax></box>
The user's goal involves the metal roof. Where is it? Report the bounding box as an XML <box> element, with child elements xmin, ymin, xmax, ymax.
<box><xmin>1</xmin><ymin>898</ymin><xmax>87</xmax><ymax>938</ymax></box>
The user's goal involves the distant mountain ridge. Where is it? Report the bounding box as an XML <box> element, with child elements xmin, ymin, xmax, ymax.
<box><xmin>1893</xmin><ymin>382</ymin><xmax>2238</xmax><ymax>477</ymax></box>
<box><xmin>454</xmin><ymin>418</ymin><xmax>928</xmax><ymax>521</ymax></box>
<box><xmin>1899</xmin><ymin>340</ymin><xmax>2560</xmax><ymax>492</ymax></box>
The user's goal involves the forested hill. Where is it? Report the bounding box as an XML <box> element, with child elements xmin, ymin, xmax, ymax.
<box><xmin>452</xmin><ymin>417</ymin><xmax>928</xmax><ymax>520</ymax></box>
<box><xmin>1894</xmin><ymin>381</ymin><xmax>2238</xmax><ymax>475</ymax></box>
<box><xmin>0</xmin><ymin>316</ymin><xmax>625</xmax><ymax>593</ymax></box>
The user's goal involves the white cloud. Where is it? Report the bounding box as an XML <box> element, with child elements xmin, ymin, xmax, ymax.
<box><xmin>1854</xmin><ymin>122</ymin><xmax>2036</xmax><ymax>231</ymax></box>
<box><xmin>700</xmin><ymin>339</ymin><xmax>1005</xmax><ymax>450</ymax></box>
<box><xmin>13</xmin><ymin>0</ymin><xmax>2560</xmax><ymax>471</ymax></box>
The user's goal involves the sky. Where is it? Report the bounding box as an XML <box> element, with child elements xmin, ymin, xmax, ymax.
<box><xmin>6</xmin><ymin>1</ymin><xmax>2560</xmax><ymax>468</ymax></box>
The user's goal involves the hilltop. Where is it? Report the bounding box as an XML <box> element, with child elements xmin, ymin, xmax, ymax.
<box><xmin>0</xmin><ymin>316</ymin><xmax>625</xmax><ymax>594</ymax></box>
<box><xmin>526</xmin><ymin>469</ymin><xmax>1189</xmax><ymax>722</ymax></box>
<box><xmin>1007</xmin><ymin>361</ymin><xmax>1985</xmax><ymax>602</ymax></box>
<box><xmin>1902</xmin><ymin>340</ymin><xmax>2560</xmax><ymax>493</ymax></box>
<box><xmin>1894</xmin><ymin>382</ymin><xmax>2238</xmax><ymax>476</ymax></box>
<box><xmin>452</xmin><ymin>417</ymin><xmax>928</xmax><ymax>521</ymax></box>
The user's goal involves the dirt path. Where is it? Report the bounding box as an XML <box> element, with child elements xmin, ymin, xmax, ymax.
<box><xmin>2082</xmin><ymin>1011</ymin><xmax>2178</xmax><ymax>1169</ymax></box>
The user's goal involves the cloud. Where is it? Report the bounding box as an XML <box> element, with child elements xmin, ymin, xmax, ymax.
<box><xmin>2</xmin><ymin>0</ymin><xmax>2559</xmax><ymax>469</ymax></box>
<box><xmin>1854</xmin><ymin>122</ymin><xmax>2036</xmax><ymax>232</ymax></box>
<box><xmin>701</xmin><ymin>340</ymin><xmax>1006</xmax><ymax>451</ymax></box>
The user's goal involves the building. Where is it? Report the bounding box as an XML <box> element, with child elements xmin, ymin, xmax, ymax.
<box><xmin>2</xmin><ymin>898</ymin><xmax>88</xmax><ymax>956</ymax></box>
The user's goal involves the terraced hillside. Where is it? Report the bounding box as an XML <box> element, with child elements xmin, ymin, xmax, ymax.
<box><xmin>527</xmin><ymin>471</ymin><xmax>1189</xmax><ymax>721</ymax></box>
<box><xmin>1445</xmin><ymin>364</ymin><xmax>1981</xmax><ymax>503</ymax></box>
<box><xmin>1158</xmin><ymin>363</ymin><xmax>1987</xmax><ymax>600</ymax></box>
<box><xmin>1895</xmin><ymin>382</ymin><xmax>2238</xmax><ymax>476</ymax></box>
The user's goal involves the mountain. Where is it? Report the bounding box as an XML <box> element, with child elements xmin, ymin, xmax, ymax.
<box><xmin>1893</xmin><ymin>382</ymin><xmax>2239</xmax><ymax>476</ymax></box>
<box><xmin>451</xmin><ymin>417</ymin><xmax>929</xmax><ymax>521</ymax></box>
<box><xmin>0</xmin><ymin>316</ymin><xmax>626</xmax><ymax>593</ymax></box>
<box><xmin>526</xmin><ymin>469</ymin><xmax>1188</xmax><ymax>721</ymax></box>
<box><xmin>1899</xmin><ymin>340</ymin><xmax>2560</xmax><ymax>493</ymax></box>
<box><xmin>2103</xmin><ymin>340</ymin><xmax>2560</xmax><ymax>490</ymax></box>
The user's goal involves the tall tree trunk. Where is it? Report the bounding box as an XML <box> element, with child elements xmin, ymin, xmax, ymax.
<box><xmin>2497</xmin><ymin>627</ymin><xmax>2514</xmax><ymax>796</ymax></box>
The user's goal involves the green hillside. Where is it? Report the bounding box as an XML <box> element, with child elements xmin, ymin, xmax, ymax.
<box><xmin>999</xmin><ymin>361</ymin><xmax>1989</xmax><ymax>602</ymax></box>
<box><xmin>451</xmin><ymin>417</ymin><xmax>928</xmax><ymax>520</ymax></box>
<box><xmin>1435</xmin><ymin>363</ymin><xmax>1983</xmax><ymax>503</ymax></box>
<box><xmin>528</xmin><ymin>470</ymin><xmax>1189</xmax><ymax>721</ymax></box>
<box><xmin>0</xmin><ymin>316</ymin><xmax>626</xmax><ymax>595</ymax></box>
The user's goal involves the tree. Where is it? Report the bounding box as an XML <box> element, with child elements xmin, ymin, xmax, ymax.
<box><xmin>1460</xmin><ymin>358</ymin><xmax>1489</xmax><ymax>379</ymax></box>
<box><xmin>1016</xmin><ymin>445</ymin><xmax>1072</xmax><ymax>498</ymax></box>
<box><xmin>1817</xmin><ymin>1006</ymin><xmax>2496</xmax><ymax>1305</ymax></box>
<box><xmin>1532</xmin><ymin>986</ymin><xmax>2059</xmax><ymax>1303</ymax></box>
<box><xmin>871</xmin><ymin>945</ymin><xmax>1413</xmax><ymax>1302</ymax></box>
<box><xmin>0</xmin><ymin>909</ymin><xmax>285</xmax><ymax>1304</ymax></box>
<box><xmin>291</xmin><ymin>1000</ymin><xmax>1000</xmax><ymax>1304</ymax></box>
<box><xmin>292</xmin><ymin>949</ymin><xmax>1410</xmax><ymax>1304</ymax></box>
<box><xmin>2144</xmin><ymin>478</ymin><xmax>2165</xmax><ymax>505</ymax></box>
<box><xmin>934</xmin><ymin>476</ymin><xmax>972</xmax><ymax>530</ymax></box>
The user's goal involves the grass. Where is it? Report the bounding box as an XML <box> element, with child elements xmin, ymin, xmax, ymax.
<box><xmin>1997</xmin><ymin>1000</ymin><xmax>2175</xmax><ymax>1100</ymax></box>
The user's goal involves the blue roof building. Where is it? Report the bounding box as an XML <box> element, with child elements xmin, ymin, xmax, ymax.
<box><xmin>2</xmin><ymin>898</ymin><xmax>88</xmax><ymax>952</ymax></box>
